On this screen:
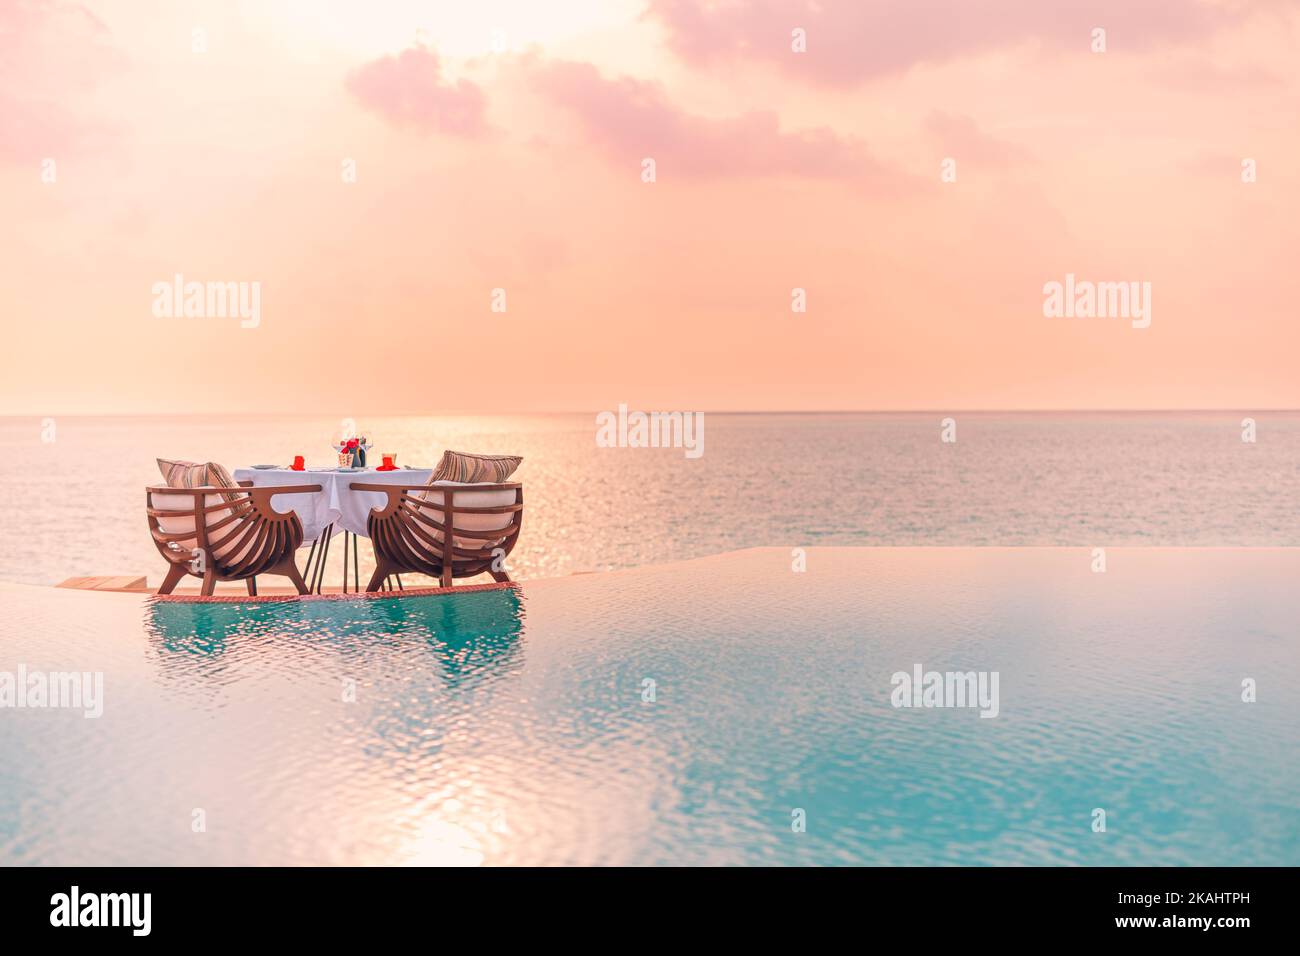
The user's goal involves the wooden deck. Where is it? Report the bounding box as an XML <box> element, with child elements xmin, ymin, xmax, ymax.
<box><xmin>56</xmin><ymin>575</ymin><xmax>149</xmax><ymax>593</ymax></box>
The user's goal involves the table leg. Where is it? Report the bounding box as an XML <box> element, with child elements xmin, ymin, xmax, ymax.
<box><xmin>303</xmin><ymin>536</ymin><xmax>318</xmax><ymax>584</ymax></box>
<box><xmin>304</xmin><ymin>524</ymin><xmax>366</xmax><ymax>594</ymax></box>
<box><xmin>313</xmin><ymin>524</ymin><xmax>334</xmax><ymax>594</ymax></box>
<box><xmin>305</xmin><ymin>529</ymin><xmax>319</xmax><ymax>592</ymax></box>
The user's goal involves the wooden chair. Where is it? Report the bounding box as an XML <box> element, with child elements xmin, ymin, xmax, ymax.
<box><xmin>350</xmin><ymin>482</ymin><xmax>523</xmax><ymax>591</ymax></box>
<box><xmin>146</xmin><ymin>482</ymin><xmax>321</xmax><ymax>596</ymax></box>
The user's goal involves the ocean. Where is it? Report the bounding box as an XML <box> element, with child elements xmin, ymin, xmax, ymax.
<box><xmin>0</xmin><ymin>411</ymin><xmax>1296</xmax><ymax>587</ymax></box>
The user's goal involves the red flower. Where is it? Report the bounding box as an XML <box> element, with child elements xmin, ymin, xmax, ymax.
<box><xmin>345</xmin><ymin>439</ymin><xmax>359</xmax><ymax>450</ymax></box>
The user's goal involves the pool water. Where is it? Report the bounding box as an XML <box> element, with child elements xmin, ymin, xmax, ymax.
<box><xmin>1</xmin><ymin>548</ymin><xmax>1296</xmax><ymax>865</ymax></box>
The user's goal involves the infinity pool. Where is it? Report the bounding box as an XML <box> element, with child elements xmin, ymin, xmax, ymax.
<box><xmin>1</xmin><ymin>548</ymin><xmax>1296</xmax><ymax>865</ymax></box>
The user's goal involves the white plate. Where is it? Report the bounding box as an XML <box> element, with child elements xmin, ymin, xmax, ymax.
<box><xmin>251</xmin><ymin>464</ymin><xmax>279</xmax><ymax>469</ymax></box>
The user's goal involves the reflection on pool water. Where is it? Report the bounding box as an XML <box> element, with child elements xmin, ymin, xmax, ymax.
<box><xmin>1</xmin><ymin>548</ymin><xmax>1297</xmax><ymax>865</ymax></box>
<box><xmin>147</xmin><ymin>588</ymin><xmax>526</xmax><ymax>685</ymax></box>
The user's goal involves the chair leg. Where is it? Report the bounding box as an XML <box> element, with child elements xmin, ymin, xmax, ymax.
<box><xmin>488</xmin><ymin>570</ymin><xmax>511</xmax><ymax>584</ymax></box>
<box><xmin>440</xmin><ymin>564</ymin><xmax>453</xmax><ymax>588</ymax></box>
<box><xmin>246</xmin><ymin>577</ymin><xmax>258</xmax><ymax>596</ymax></box>
<box><xmin>158</xmin><ymin>563</ymin><xmax>186</xmax><ymax>595</ymax></box>
<box><xmin>200</xmin><ymin>565</ymin><xmax>217</xmax><ymax>596</ymax></box>
<box><xmin>284</xmin><ymin>561</ymin><xmax>310</xmax><ymax>596</ymax></box>
<box><xmin>366</xmin><ymin>566</ymin><xmax>388</xmax><ymax>593</ymax></box>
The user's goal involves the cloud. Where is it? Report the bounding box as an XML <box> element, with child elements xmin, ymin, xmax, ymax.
<box><xmin>644</xmin><ymin>0</ymin><xmax>1246</xmax><ymax>86</ymax></box>
<box><xmin>924</xmin><ymin>111</ymin><xmax>1032</xmax><ymax>166</ymax></box>
<box><xmin>528</xmin><ymin>58</ymin><xmax>900</xmax><ymax>183</ymax></box>
<box><xmin>346</xmin><ymin>46</ymin><xmax>487</xmax><ymax>136</ymax></box>
<box><xmin>1148</xmin><ymin>55</ymin><xmax>1283</xmax><ymax>92</ymax></box>
<box><xmin>0</xmin><ymin>0</ymin><xmax>122</xmax><ymax>162</ymax></box>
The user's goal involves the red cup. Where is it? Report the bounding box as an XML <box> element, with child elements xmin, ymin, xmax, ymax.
<box><xmin>291</xmin><ymin>455</ymin><xmax>305</xmax><ymax>471</ymax></box>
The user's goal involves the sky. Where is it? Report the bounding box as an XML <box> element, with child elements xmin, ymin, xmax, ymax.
<box><xmin>2</xmin><ymin>0</ymin><xmax>1298</xmax><ymax>414</ymax></box>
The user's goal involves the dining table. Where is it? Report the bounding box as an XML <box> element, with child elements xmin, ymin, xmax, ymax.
<box><xmin>233</xmin><ymin>465</ymin><xmax>435</xmax><ymax>592</ymax></box>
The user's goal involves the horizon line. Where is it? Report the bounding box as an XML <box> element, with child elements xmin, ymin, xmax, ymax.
<box><xmin>2</xmin><ymin>408</ymin><xmax>1298</xmax><ymax>418</ymax></box>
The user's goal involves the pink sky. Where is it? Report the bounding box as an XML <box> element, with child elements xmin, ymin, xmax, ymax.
<box><xmin>2</xmin><ymin>0</ymin><xmax>1297</xmax><ymax>414</ymax></box>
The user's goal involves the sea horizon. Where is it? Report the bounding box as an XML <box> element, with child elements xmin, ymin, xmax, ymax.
<box><xmin>3</xmin><ymin>411</ymin><xmax>1297</xmax><ymax>588</ymax></box>
<box><xmin>5</xmin><ymin>407</ymin><xmax>1299</xmax><ymax>418</ymax></box>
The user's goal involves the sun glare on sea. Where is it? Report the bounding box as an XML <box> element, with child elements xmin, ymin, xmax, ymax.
<box><xmin>400</xmin><ymin>816</ymin><xmax>485</xmax><ymax>867</ymax></box>
<box><xmin>394</xmin><ymin>788</ymin><xmax>515</xmax><ymax>866</ymax></box>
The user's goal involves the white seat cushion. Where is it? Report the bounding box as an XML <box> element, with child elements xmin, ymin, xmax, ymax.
<box><xmin>153</xmin><ymin>490</ymin><xmax>256</xmax><ymax>565</ymax></box>
<box><xmin>416</xmin><ymin>481</ymin><xmax>516</xmax><ymax>550</ymax></box>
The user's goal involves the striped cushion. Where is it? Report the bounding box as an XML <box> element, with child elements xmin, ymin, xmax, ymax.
<box><xmin>157</xmin><ymin>458</ymin><xmax>208</xmax><ymax>488</ymax></box>
<box><xmin>429</xmin><ymin>450</ymin><xmax>522</xmax><ymax>483</ymax></box>
<box><xmin>206</xmin><ymin>462</ymin><xmax>251</xmax><ymax>511</ymax></box>
<box><xmin>156</xmin><ymin>458</ymin><xmax>247</xmax><ymax>510</ymax></box>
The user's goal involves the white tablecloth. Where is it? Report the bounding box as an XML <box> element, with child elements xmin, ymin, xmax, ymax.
<box><xmin>233</xmin><ymin>467</ymin><xmax>435</xmax><ymax>542</ymax></box>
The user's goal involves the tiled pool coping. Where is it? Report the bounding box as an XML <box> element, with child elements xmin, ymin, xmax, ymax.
<box><xmin>147</xmin><ymin>581</ymin><xmax>519</xmax><ymax>603</ymax></box>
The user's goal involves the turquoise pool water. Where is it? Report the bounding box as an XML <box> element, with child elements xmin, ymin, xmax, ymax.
<box><xmin>1</xmin><ymin>548</ymin><xmax>1296</xmax><ymax>865</ymax></box>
